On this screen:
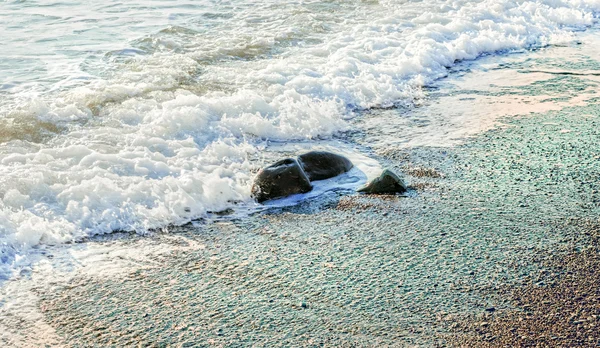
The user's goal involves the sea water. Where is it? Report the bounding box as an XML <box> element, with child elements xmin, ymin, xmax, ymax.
<box><xmin>1</xmin><ymin>0</ymin><xmax>599</xmax><ymax>278</ymax></box>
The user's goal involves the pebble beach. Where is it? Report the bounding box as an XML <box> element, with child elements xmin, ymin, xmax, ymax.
<box><xmin>2</xmin><ymin>1</ymin><xmax>600</xmax><ymax>346</ymax></box>
<box><xmin>3</xmin><ymin>31</ymin><xmax>600</xmax><ymax>346</ymax></box>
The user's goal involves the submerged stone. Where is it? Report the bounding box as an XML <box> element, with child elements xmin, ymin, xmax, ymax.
<box><xmin>357</xmin><ymin>169</ymin><xmax>407</xmax><ymax>194</ymax></box>
<box><xmin>297</xmin><ymin>151</ymin><xmax>354</xmax><ymax>181</ymax></box>
<box><xmin>251</xmin><ymin>158</ymin><xmax>312</xmax><ymax>203</ymax></box>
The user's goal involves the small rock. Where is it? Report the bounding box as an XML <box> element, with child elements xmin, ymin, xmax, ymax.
<box><xmin>358</xmin><ymin>169</ymin><xmax>407</xmax><ymax>194</ymax></box>
<box><xmin>297</xmin><ymin>151</ymin><xmax>353</xmax><ymax>181</ymax></box>
<box><xmin>251</xmin><ymin>158</ymin><xmax>312</xmax><ymax>202</ymax></box>
<box><xmin>485</xmin><ymin>307</ymin><xmax>496</xmax><ymax>312</ymax></box>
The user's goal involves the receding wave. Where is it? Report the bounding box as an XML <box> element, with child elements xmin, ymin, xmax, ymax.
<box><xmin>0</xmin><ymin>0</ymin><xmax>599</xmax><ymax>274</ymax></box>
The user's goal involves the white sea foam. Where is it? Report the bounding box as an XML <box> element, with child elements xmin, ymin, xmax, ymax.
<box><xmin>1</xmin><ymin>0</ymin><xmax>600</xmax><ymax>277</ymax></box>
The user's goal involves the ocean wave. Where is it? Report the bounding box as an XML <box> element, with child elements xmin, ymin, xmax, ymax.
<box><xmin>1</xmin><ymin>0</ymin><xmax>599</xmax><ymax>275</ymax></box>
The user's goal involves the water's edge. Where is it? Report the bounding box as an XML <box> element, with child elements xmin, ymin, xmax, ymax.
<box><xmin>3</xmin><ymin>29</ymin><xmax>600</xmax><ymax>345</ymax></box>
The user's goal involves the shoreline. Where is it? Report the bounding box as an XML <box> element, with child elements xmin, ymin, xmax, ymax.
<box><xmin>3</xmin><ymin>32</ymin><xmax>600</xmax><ymax>347</ymax></box>
<box><xmin>12</xmin><ymin>103</ymin><xmax>599</xmax><ymax>346</ymax></box>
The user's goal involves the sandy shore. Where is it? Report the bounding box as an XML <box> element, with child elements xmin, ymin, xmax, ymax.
<box><xmin>18</xmin><ymin>103</ymin><xmax>598</xmax><ymax>347</ymax></box>
<box><xmin>440</xmin><ymin>106</ymin><xmax>600</xmax><ymax>347</ymax></box>
<box><xmin>448</xmin><ymin>230</ymin><xmax>600</xmax><ymax>346</ymax></box>
<box><xmin>3</xmin><ymin>36</ymin><xmax>600</xmax><ymax>347</ymax></box>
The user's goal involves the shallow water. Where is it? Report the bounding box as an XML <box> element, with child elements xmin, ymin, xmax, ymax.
<box><xmin>2</xmin><ymin>0</ymin><xmax>599</xmax><ymax>262</ymax></box>
<box><xmin>4</xmin><ymin>86</ymin><xmax>600</xmax><ymax>346</ymax></box>
<box><xmin>2</xmin><ymin>23</ymin><xmax>600</xmax><ymax>346</ymax></box>
<box><xmin>2</xmin><ymin>1</ymin><xmax>600</xmax><ymax>343</ymax></box>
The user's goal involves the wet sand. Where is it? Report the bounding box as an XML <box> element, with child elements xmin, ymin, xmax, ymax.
<box><xmin>448</xmin><ymin>228</ymin><xmax>600</xmax><ymax>347</ymax></box>
<box><xmin>3</xmin><ymin>34</ymin><xmax>600</xmax><ymax>347</ymax></box>
<box><xmin>18</xmin><ymin>103</ymin><xmax>599</xmax><ymax>347</ymax></box>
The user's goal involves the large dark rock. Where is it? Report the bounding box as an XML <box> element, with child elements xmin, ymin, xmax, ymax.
<box><xmin>251</xmin><ymin>158</ymin><xmax>312</xmax><ymax>202</ymax></box>
<box><xmin>357</xmin><ymin>169</ymin><xmax>407</xmax><ymax>194</ymax></box>
<box><xmin>297</xmin><ymin>151</ymin><xmax>354</xmax><ymax>181</ymax></box>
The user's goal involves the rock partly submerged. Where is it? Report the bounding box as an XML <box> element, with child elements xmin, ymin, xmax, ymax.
<box><xmin>358</xmin><ymin>169</ymin><xmax>407</xmax><ymax>195</ymax></box>
<box><xmin>251</xmin><ymin>158</ymin><xmax>312</xmax><ymax>203</ymax></box>
<box><xmin>252</xmin><ymin>152</ymin><xmax>406</xmax><ymax>202</ymax></box>
<box><xmin>252</xmin><ymin>151</ymin><xmax>353</xmax><ymax>202</ymax></box>
<box><xmin>297</xmin><ymin>151</ymin><xmax>354</xmax><ymax>181</ymax></box>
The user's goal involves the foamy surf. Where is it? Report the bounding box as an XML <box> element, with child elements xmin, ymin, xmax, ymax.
<box><xmin>1</xmin><ymin>0</ymin><xmax>600</xmax><ymax>278</ymax></box>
